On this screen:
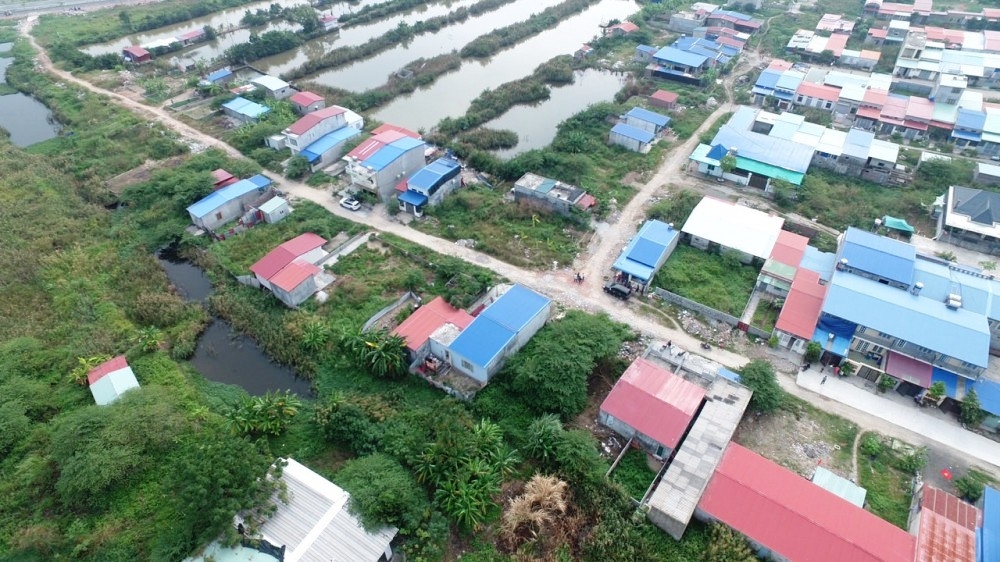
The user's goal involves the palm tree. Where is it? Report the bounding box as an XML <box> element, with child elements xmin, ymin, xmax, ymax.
<box><xmin>343</xmin><ymin>328</ymin><xmax>408</xmax><ymax>379</ymax></box>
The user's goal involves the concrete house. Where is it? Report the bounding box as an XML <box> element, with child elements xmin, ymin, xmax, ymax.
<box><xmin>612</xmin><ymin>219</ymin><xmax>679</xmax><ymax>292</ymax></box>
<box><xmin>397</xmin><ymin>157</ymin><xmax>462</xmax><ymax>217</ymax></box>
<box><xmin>599</xmin><ymin>357</ymin><xmax>706</xmax><ymax>458</ymax></box>
<box><xmin>257</xmin><ymin>196</ymin><xmax>291</xmax><ymax>224</ymax></box>
<box><xmin>512</xmin><ymin>172</ymin><xmax>596</xmax><ymax>216</ymax></box>
<box><xmin>87</xmin><ymin>356</ymin><xmax>140</xmax><ymax>406</ymax></box>
<box><xmin>445</xmin><ymin>285</ymin><xmax>551</xmax><ymax>385</ymax></box>
<box><xmin>250</xmin><ymin>75</ymin><xmax>293</xmax><ymax>100</ymax></box>
<box><xmin>624</xmin><ymin>107</ymin><xmax>671</xmax><ymax>136</ymax></box>
<box><xmin>634</xmin><ymin>45</ymin><xmax>658</xmax><ymax>63</ymax></box>
<box><xmin>249</xmin><ymin>233</ymin><xmax>331</xmax><ymax>308</ymax></box>
<box><xmin>200</xmin><ymin>68</ymin><xmax>234</xmax><ymax>87</ymax></box>
<box><xmin>649</xmin><ymin>89</ymin><xmax>679</xmax><ymax>110</ymax></box>
<box><xmin>222</xmin><ymin>96</ymin><xmax>270</xmax><ymax>124</ymax></box>
<box><xmin>283</xmin><ymin>105</ymin><xmax>361</xmax><ymax>155</ymax></box>
<box><xmin>186</xmin><ymin>174</ymin><xmax>272</xmax><ymax>231</ymax></box>
<box><xmin>974</xmin><ymin>163</ymin><xmax>1000</xmax><ymax>185</ymax></box>
<box><xmin>941</xmin><ymin>185</ymin><xmax>1000</xmax><ymax>253</ymax></box>
<box><xmin>237</xmin><ymin>459</ymin><xmax>396</xmax><ymax>562</ymax></box>
<box><xmin>344</xmin><ymin>129</ymin><xmax>426</xmax><ymax>201</ymax></box>
<box><xmin>289</xmin><ymin>90</ymin><xmax>326</xmax><ymax>115</ymax></box>
<box><xmin>610</xmin><ymin>123</ymin><xmax>655</xmax><ymax>153</ymax></box>
<box><xmin>122</xmin><ymin>45</ymin><xmax>150</xmax><ymax>63</ymax></box>
<box><xmin>774</xmin><ymin>268</ymin><xmax>828</xmax><ymax>354</ymax></box>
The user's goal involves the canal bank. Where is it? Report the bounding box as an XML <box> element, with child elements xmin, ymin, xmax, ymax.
<box><xmin>158</xmin><ymin>245</ymin><xmax>312</xmax><ymax>397</ymax></box>
<box><xmin>0</xmin><ymin>54</ymin><xmax>62</xmax><ymax>147</ymax></box>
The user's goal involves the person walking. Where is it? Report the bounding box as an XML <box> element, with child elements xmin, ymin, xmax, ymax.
<box><xmin>821</xmin><ymin>375</ymin><xmax>828</xmax><ymax>385</ymax></box>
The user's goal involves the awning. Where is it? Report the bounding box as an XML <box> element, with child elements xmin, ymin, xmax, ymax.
<box><xmin>952</xmin><ymin>130</ymin><xmax>982</xmax><ymax>142</ymax></box>
<box><xmin>931</xmin><ymin>367</ymin><xmax>961</xmax><ymax>399</ymax></box>
<box><xmin>881</xmin><ymin>215</ymin><xmax>915</xmax><ymax>233</ymax></box>
<box><xmin>968</xmin><ymin>379</ymin><xmax>1000</xmax><ymax>416</ymax></box>
<box><xmin>735</xmin><ymin>156</ymin><xmax>805</xmax><ymax>185</ymax></box>
<box><xmin>398</xmin><ymin>190</ymin><xmax>428</xmax><ymax>207</ymax></box>
<box><xmin>884</xmin><ymin>350</ymin><xmax>933</xmax><ymax>387</ymax></box>
<box><xmin>300</xmin><ymin>150</ymin><xmax>320</xmax><ymax>163</ymax></box>
<box><xmin>812</xmin><ymin>325</ymin><xmax>851</xmax><ymax>356</ymax></box>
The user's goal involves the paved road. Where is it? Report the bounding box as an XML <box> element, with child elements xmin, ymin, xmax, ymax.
<box><xmin>18</xmin><ymin>17</ymin><xmax>1000</xmax><ymax>471</ymax></box>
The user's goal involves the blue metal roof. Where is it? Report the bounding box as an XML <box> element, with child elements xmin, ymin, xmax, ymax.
<box><xmin>362</xmin><ymin>137</ymin><xmax>425</xmax><ymax>171</ymax></box>
<box><xmin>626</xmin><ymin>107</ymin><xmax>670</xmax><ymax>127</ymax></box>
<box><xmin>222</xmin><ymin>97</ymin><xmax>270</xmax><ymax>119</ymax></box>
<box><xmin>611</xmin><ymin>123</ymin><xmax>655</xmax><ymax>144</ymax></box>
<box><xmin>775</xmin><ymin>72</ymin><xmax>805</xmax><ymax>93</ymax></box>
<box><xmin>800</xmin><ymin>246</ymin><xmax>837</xmax><ymax>282</ymax></box>
<box><xmin>613</xmin><ymin>220</ymin><xmax>678</xmax><ymax>283</ymax></box>
<box><xmin>398</xmin><ymin>190</ymin><xmax>428</xmax><ymax>206</ymax></box>
<box><xmin>636</xmin><ymin>45</ymin><xmax>658</xmax><ymax>54</ymax></box>
<box><xmin>711</xmin><ymin>118</ymin><xmax>813</xmax><ymax>173</ymax></box>
<box><xmin>652</xmin><ymin>46</ymin><xmax>708</xmax><ymax>68</ymax></box>
<box><xmin>911</xmin><ymin>257</ymin><xmax>992</xmax><ymax>317</ymax></box>
<box><xmin>407</xmin><ymin>157</ymin><xmax>461</xmax><ymax>195</ymax></box>
<box><xmin>952</xmin><ymin>129</ymin><xmax>982</xmax><ymax>142</ymax></box>
<box><xmin>706</xmin><ymin>143</ymin><xmax>729</xmax><ymax>161</ymax></box>
<box><xmin>980</xmin><ymin>486</ymin><xmax>1000</xmax><ymax>562</ymax></box>
<box><xmin>956</xmin><ymin>108</ymin><xmax>986</xmax><ymax>131</ymax></box>
<box><xmin>448</xmin><ymin>285</ymin><xmax>550</xmax><ymax>369</ymax></box>
<box><xmin>822</xmin><ymin>270</ymin><xmax>990</xmax><ymax>367</ymax></box>
<box><xmin>299</xmin><ymin>126</ymin><xmax>361</xmax><ymax>163</ymax></box>
<box><xmin>754</xmin><ymin>69</ymin><xmax>782</xmax><ymax>91</ymax></box>
<box><xmin>186</xmin><ymin>175</ymin><xmax>271</xmax><ymax>218</ymax></box>
<box><xmin>717</xmin><ymin>367</ymin><xmax>743</xmax><ymax>383</ymax></box>
<box><xmin>479</xmin><ymin>284</ymin><xmax>550</xmax><ymax>332</ymax></box>
<box><xmin>206</xmin><ymin>68</ymin><xmax>232</xmax><ymax>82</ymax></box>
<box><xmin>839</xmin><ymin>227</ymin><xmax>916</xmax><ymax>286</ymax></box>
<box><xmin>969</xmin><ymin>379</ymin><xmax>1000</xmax><ymax>417</ymax></box>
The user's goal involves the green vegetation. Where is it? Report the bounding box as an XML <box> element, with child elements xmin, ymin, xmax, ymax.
<box><xmin>704</xmin><ymin>523</ymin><xmax>758</xmax><ymax>562</ymax></box>
<box><xmin>738</xmin><ymin>360</ymin><xmax>785</xmax><ymax>414</ymax></box>
<box><xmin>856</xmin><ymin>432</ymin><xmax>917</xmax><ymax>529</ymax></box>
<box><xmin>750</xmin><ymin>299</ymin><xmax>780</xmax><ymax>332</ymax></box>
<box><xmin>283</xmin><ymin>0</ymin><xmax>518</xmax><ymax>81</ymax></box>
<box><xmin>646</xmin><ymin>189</ymin><xmax>702</xmax><ymax>225</ymax></box>
<box><xmin>224</xmin><ymin>29</ymin><xmax>304</xmax><ymax>64</ymax></box>
<box><xmin>338</xmin><ymin>0</ymin><xmax>436</xmax><ymax>26</ymax></box>
<box><xmin>461</xmin><ymin>0</ymin><xmax>600</xmax><ymax>58</ymax></box>
<box><xmin>654</xmin><ymin>245</ymin><xmax>761</xmax><ymax>316</ymax></box>
<box><xmin>610</xmin><ymin>448</ymin><xmax>656</xmax><ymax>499</ymax></box>
<box><xmin>954</xmin><ymin>468</ymin><xmax>997</xmax><ymax>503</ymax></box>
<box><xmin>699</xmin><ymin>111</ymin><xmax>734</xmax><ymax>144</ymax></box>
<box><xmin>456</xmin><ymin>128</ymin><xmax>520</xmax><ymax>151</ymax></box>
<box><xmin>961</xmin><ymin>388</ymin><xmax>988</xmax><ymax>427</ymax></box>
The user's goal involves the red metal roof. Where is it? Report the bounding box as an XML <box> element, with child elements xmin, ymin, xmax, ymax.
<box><xmin>860</xmin><ymin>49</ymin><xmax>882</xmax><ymax>61</ymax></box>
<box><xmin>885</xmin><ymin>350</ymin><xmax>933</xmax><ymax>387</ymax></box>
<box><xmin>863</xmin><ymin>88</ymin><xmax>888</xmax><ymax>107</ymax></box>
<box><xmin>211</xmin><ymin>169</ymin><xmax>235</xmax><ymax>186</ymax></box>
<box><xmin>347</xmin><ymin>138</ymin><xmax>386</xmax><ymax>161</ymax></box>
<box><xmin>825</xmin><ymin>33</ymin><xmax>848</xmax><ymax>57</ymax></box>
<box><xmin>289</xmin><ymin>91</ymin><xmax>324</xmax><ymax>107</ymax></box>
<box><xmin>123</xmin><ymin>45</ymin><xmax>149</xmax><ymax>58</ymax></box>
<box><xmin>857</xmin><ymin>106</ymin><xmax>883</xmax><ymax>120</ymax></box>
<box><xmin>87</xmin><ymin>356</ymin><xmax>129</xmax><ymax>386</ymax></box>
<box><xmin>767</xmin><ymin>59</ymin><xmax>794</xmax><ymax>71</ymax></box>
<box><xmin>769</xmin><ymin>230</ymin><xmax>809</xmax><ymax>267</ymax></box>
<box><xmin>917</xmin><ymin>509</ymin><xmax>977</xmax><ymax>562</ymax></box>
<box><xmin>921</xmin><ymin>485</ymin><xmax>982</xmax><ymax>531</ymax></box>
<box><xmin>391</xmin><ymin>296</ymin><xmax>474</xmax><ymax>352</ymax></box>
<box><xmin>269</xmin><ymin>261</ymin><xmax>321</xmax><ymax>293</ymax></box>
<box><xmin>599</xmin><ymin>357</ymin><xmax>705</xmax><ymax>450</ymax></box>
<box><xmin>177</xmin><ymin>29</ymin><xmax>205</xmax><ymax>41</ymax></box>
<box><xmin>250</xmin><ymin>233</ymin><xmax>326</xmax><ymax>281</ymax></box>
<box><xmin>651</xmin><ymin>90</ymin><xmax>679</xmax><ymax>104</ymax></box>
<box><xmin>716</xmin><ymin>35</ymin><xmax>746</xmax><ymax>49</ymax></box>
<box><xmin>575</xmin><ymin>193</ymin><xmax>597</xmax><ymax>209</ymax></box>
<box><xmin>907</xmin><ymin>96</ymin><xmax>935</xmax><ymax>122</ymax></box>
<box><xmin>775</xmin><ymin>269</ymin><xmax>827</xmax><ymax>340</ymax></box>
<box><xmin>286</xmin><ymin>105</ymin><xmax>346</xmax><ymax>136</ymax></box>
<box><xmin>797</xmin><ymin>82</ymin><xmax>841</xmax><ymax>103</ymax></box>
<box><xmin>868</xmin><ymin>28</ymin><xmax>888</xmax><ymax>39</ymax></box>
<box><xmin>371</xmin><ymin>123</ymin><xmax>421</xmax><ymax>139</ymax></box>
<box><xmin>609</xmin><ymin>22</ymin><xmax>639</xmax><ymax>33</ymax></box>
<box><xmin>700</xmin><ymin>444</ymin><xmax>917</xmax><ymax>562</ymax></box>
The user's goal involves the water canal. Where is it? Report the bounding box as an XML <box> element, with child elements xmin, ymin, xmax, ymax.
<box><xmin>157</xmin><ymin>248</ymin><xmax>312</xmax><ymax>397</ymax></box>
<box><xmin>371</xmin><ymin>0</ymin><xmax>638</xmax><ymax>131</ymax></box>
<box><xmin>486</xmin><ymin>69</ymin><xmax>627</xmax><ymax>158</ymax></box>
<box><xmin>305</xmin><ymin>0</ymin><xmax>561</xmax><ymax>92</ymax></box>
<box><xmin>0</xmin><ymin>57</ymin><xmax>62</xmax><ymax>147</ymax></box>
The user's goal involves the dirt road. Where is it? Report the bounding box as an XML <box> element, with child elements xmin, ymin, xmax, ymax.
<box><xmin>18</xmin><ymin>18</ymin><xmax>1000</xmax><ymax>471</ymax></box>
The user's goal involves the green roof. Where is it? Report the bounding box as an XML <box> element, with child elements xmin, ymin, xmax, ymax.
<box><xmin>735</xmin><ymin>156</ymin><xmax>805</xmax><ymax>186</ymax></box>
<box><xmin>881</xmin><ymin>215</ymin><xmax>915</xmax><ymax>234</ymax></box>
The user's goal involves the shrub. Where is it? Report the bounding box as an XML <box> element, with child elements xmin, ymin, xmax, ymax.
<box><xmin>860</xmin><ymin>433</ymin><xmax>883</xmax><ymax>458</ymax></box>
<box><xmin>336</xmin><ymin>453</ymin><xmax>429</xmax><ymax>531</ymax></box>
<box><xmin>737</xmin><ymin>360</ymin><xmax>784</xmax><ymax>414</ymax></box>
<box><xmin>955</xmin><ymin>473</ymin><xmax>987</xmax><ymax>503</ymax></box>
<box><xmin>960</xmin><ymin>388</ymin><xmax>987</xmax><ymax>428</ymax></box>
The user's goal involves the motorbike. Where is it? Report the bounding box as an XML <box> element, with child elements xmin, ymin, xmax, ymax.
<box><xmin>700</xmin><ymin>342</ymin><xmax>711</xmax><ymax>351</ymax></box>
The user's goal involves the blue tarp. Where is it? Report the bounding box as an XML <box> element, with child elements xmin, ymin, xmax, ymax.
<box><xmin>398</xmin><ymin>190</ymin><xmax>428</xmax><ymax>207</ymax></box>
<box><xmin>717</xmin><ymin>368</ymin><xmax>743</xmax><ymax>383</ymax></box>
<box><xmin>812</xmin><ymin>314</ymin><xmax>857</xmax><ymax>357</ymax></box>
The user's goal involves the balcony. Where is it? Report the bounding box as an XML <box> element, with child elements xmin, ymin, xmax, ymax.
<box><xmin>848</xmin><ymin>349</ymin><xmax>885</xmax><ymax>370</ymax></box>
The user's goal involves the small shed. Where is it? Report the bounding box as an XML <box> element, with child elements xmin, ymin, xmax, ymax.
<box><xmin>251</xmin><ymin>75</ymin><xmax>293</xmax><ymax>100</ymax></box>
<box><xmin>650</xmin><ymin>89</ymin><xmax>679</xmax><ymax>110</ymax></box>
<box><xmin>87</xmin><ymin>356</ymin><xmax>140</xmax><ymax>406</ymax></box>
<box><xmin>222</xmin><ymin>96</ymin><xmax>271</xmax><ymax>124</ymax></box>
<box><xmin>975</xmin><ymin>162</ymin><xmax>1000</xmax><ymax>185</ymax></box>
<box><xmin>612</xmin><ymin>219</ymin><xmax>679</xmax><ymax>290</ymax></box>
<box><xmin>575</xmin><ymin>44</ymin><xmax>594</xmax><ymax>59</ymax></box>
<box><xmin>610</xmin><ymin>123</ymin><xmax>655</xmax><ymax>153</ymax></box>
<box><xmin>258</xmin><ymin>196</ymin><xmax>291</xmax><ymax>224</ymax></box>
<box><xmin>211</xmin><ymin>168</ymin><xmax>238</xmax><ymax>189</ymax></box>
<box><xmin>289</xmin><ymin>91</ymin><xmax>326</xmax><ymax>115</ymax></box>
<box><xmin>203</xmin><ymin>67</ymin><xmax>234</xmax><ymax>86</ymax></box>
<box><xmin>811</xmin><ymin>467</ymin><xmax>867</xmax><ymax>508</ymax></box>
<box><xmin>122</xmin><ymin>45</ymin><xmax>151</xmax><ymax>63</ymax></box>
<box><xmin>624</xmin><ymin>107</ymin><xmax>671</xmax><ymax>136</ymax></box>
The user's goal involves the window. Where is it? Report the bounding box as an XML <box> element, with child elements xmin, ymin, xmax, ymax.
<box><xmin>215</xmin><ymin>212</ymin><xmax>223</xmax><ymax>220</ymax></box>
<box><xmin>825</xmin><ymin>102</ymin><xmax>832</xmax><ymax>109</ymax></box>
<box><xmin>461</xmin><ymin>359</ymin><xmax>473</xmax><ymax>370</ymax></box>
<box><xmin>797</xmin><ymin>96</ymin><xmax>804</xmax><ymax>103</ymax></box>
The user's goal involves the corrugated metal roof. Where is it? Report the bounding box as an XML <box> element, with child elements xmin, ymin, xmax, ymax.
<box><xmin>187</xmin><ymin>176</ymin><xmax>271</xmax><ymax>219</ymax></box>
<box><xmin>250</xmin><ymin>233</ymin><xmax>326</xmax><ymax>281</ymax></box>
<box><xmin>600</xmin><ymin>357</ymin><xmax>705</xmax><ymax>449</ymax></box>
<box><xmin>87</xmin><ymin>355</ymin><xmax>129</xmax><ymax>385</ymax></box>
<box><xmin>255</xmin><ymin>459</ymin><xmax>396</xmax><ymax>562</ymax></box>
<box><xmin>811</xmin><ymin>467</ymin><xmax>867</xmax><ymax>508</ymax></box>
<box><xmin>921</xmin><ymin>485</ymin><xmax>982</xmax><ymax>530</ymax></box>
<box><xmin>398</xmin><ymin>190</ymin><xmax>428</xmax><ymax>206</ymax></box>
<box><xmin>613</xmin><ymin>220</ymin><xmax>678</xmax><ymax>282</ymax></box>
<box><xmin>222</xmin><ymin>97</ymin><xmax>271</xmax><ymax>119</ymax></box>
<box><xmin>839</xmin><ymin>227</ymin><xmax>916</xmax><ymax>285</ymax></box>
<box><xmin>626</xmin><ymin>107</ymin><xmax>671</xmax><ymax>127</ymax></box>
<box><xmin>447</xmin><ymin>285</ymin><xmax>549</xmax><ymax>369</ymax></box>
<box><xmin>407</xmin><ymin>157</ymin><xmax>461</xmax><ymax>194</ymax></box>
<box><xmin>885</xmin><ymin>350</ymin><xmax>933</xmax><ymax>387</ymax></box>
<box><xmin>917</xmin><ymin>509</ymin><xmax>977</xmax><ymax>562</ymax></box>
<box><xmin>681</xmin><ymin>196</ymin><xmax>785</xmax><ymax>259</ymax></box>
<box><xmin>447</xmin><ymin>316</ymin><xmax>516</xmax><ymax>368</ymax></box>
<box><xmin>286</xmin><ymin>106</ymin><xmax>346</xmax><ymax>135</ymax></box>
<box><xmin>969</xmin><ymin>379</ymin><xmax>1000</xmax><ymax>416</ymax></box>
<box><xmin>392</xmin><ymin>296</ymin><xmax>473</xmax><ymax>352</ymax></box>
<box><xmin>652</xmin><ymin>46</ymin><xmax>709</xmax><ymax>68</ymax></box>
<box><xmin>251</xmin><ymin>75</ymin><xmax>289</xmax><ymax>91</ymax></box>
<box><xmin>822</xmin><ymin>270</ymin><xmax>990</xmax><ymax>367</ymax></box>
<box><xmin>775</xmin><ymin>269</ymin><xmax>827</xmax><ymax>340</ymax></box>
<box><xmin>300</xmin><ymin>127</ymin><xmax>361</xmax><ymax>163</ymax></box>
<box><xmin>269</xmin><ymin>261</ymin><xmax>320</xmax><ymax>293</ymax></box>
<box><xmin>289</xmin><ymin>91</ymin><xmax>324</xmax><ymax>106</ymax></box>
<box><xmin>205</xmin><ymin>68</ymin><xmax>233</xmax><ymax>82</ymax></box>
<box><xmin>800</xmin><ymin>246</ymin><xmax>836</xmax><ymax>281</ymax></box>
<box><xmin>700</xmin><ymin>444</ymin><xmax>916</xmax><ymax>562</ymax></box>
<box><xmin>979</xmin><ymin>486</ymin><xmax>1000</xmax><ymax>562</ymax></box>
<box><xmin>611</xmin><ymin>123</ymin><xmax>655</xmax><ymax>144</ymax></box>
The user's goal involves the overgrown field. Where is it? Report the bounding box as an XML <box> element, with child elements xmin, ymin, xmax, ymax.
<box><xmin>857</xmin><ymin>432</ymin><xmax>923</xmax><ymax>529</ymax></box>
<box><xmin>653</xmin><ymin>245</ymin><xmax>761</xmax><ymax>317</ymax></box>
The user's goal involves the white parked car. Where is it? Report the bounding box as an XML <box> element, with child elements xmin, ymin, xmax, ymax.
<box><xmin>339</xmin><ymin>196</ymin><xmax>361</xmax><ymax>211</ymax></box>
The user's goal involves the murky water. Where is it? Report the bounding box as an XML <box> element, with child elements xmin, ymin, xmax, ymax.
<box><xmin>81</xmin><ymin>0</ymin><xmax>383</xmax><ymax>59</ymax></box>
<box><xmin>371</xmin><ymin>0</ymin><xmax>639</xmax><ymax>131</ymax></box>
<box><xmin>157</xmin><ymin>247</ymin><xmax>311</xmax><ymax>397</ymax></box>
<box><xmin>305</xmin><ymin>0</ymin><xmax>562</xmax><ymax>92</ymax></box>
<box><xmin>486</xmin><ymin>69</ymin><xmax>627</xmax><ymax>158</ymax></box>
<box><xmin>257</xmin><ymin>0</ymin><xmax>478</xmax><ymax>77</ymax></box>
<box><xmin>0</xmin><ymin>58</ymin><xmax>62</xmax><ymax>147</ymax></box>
